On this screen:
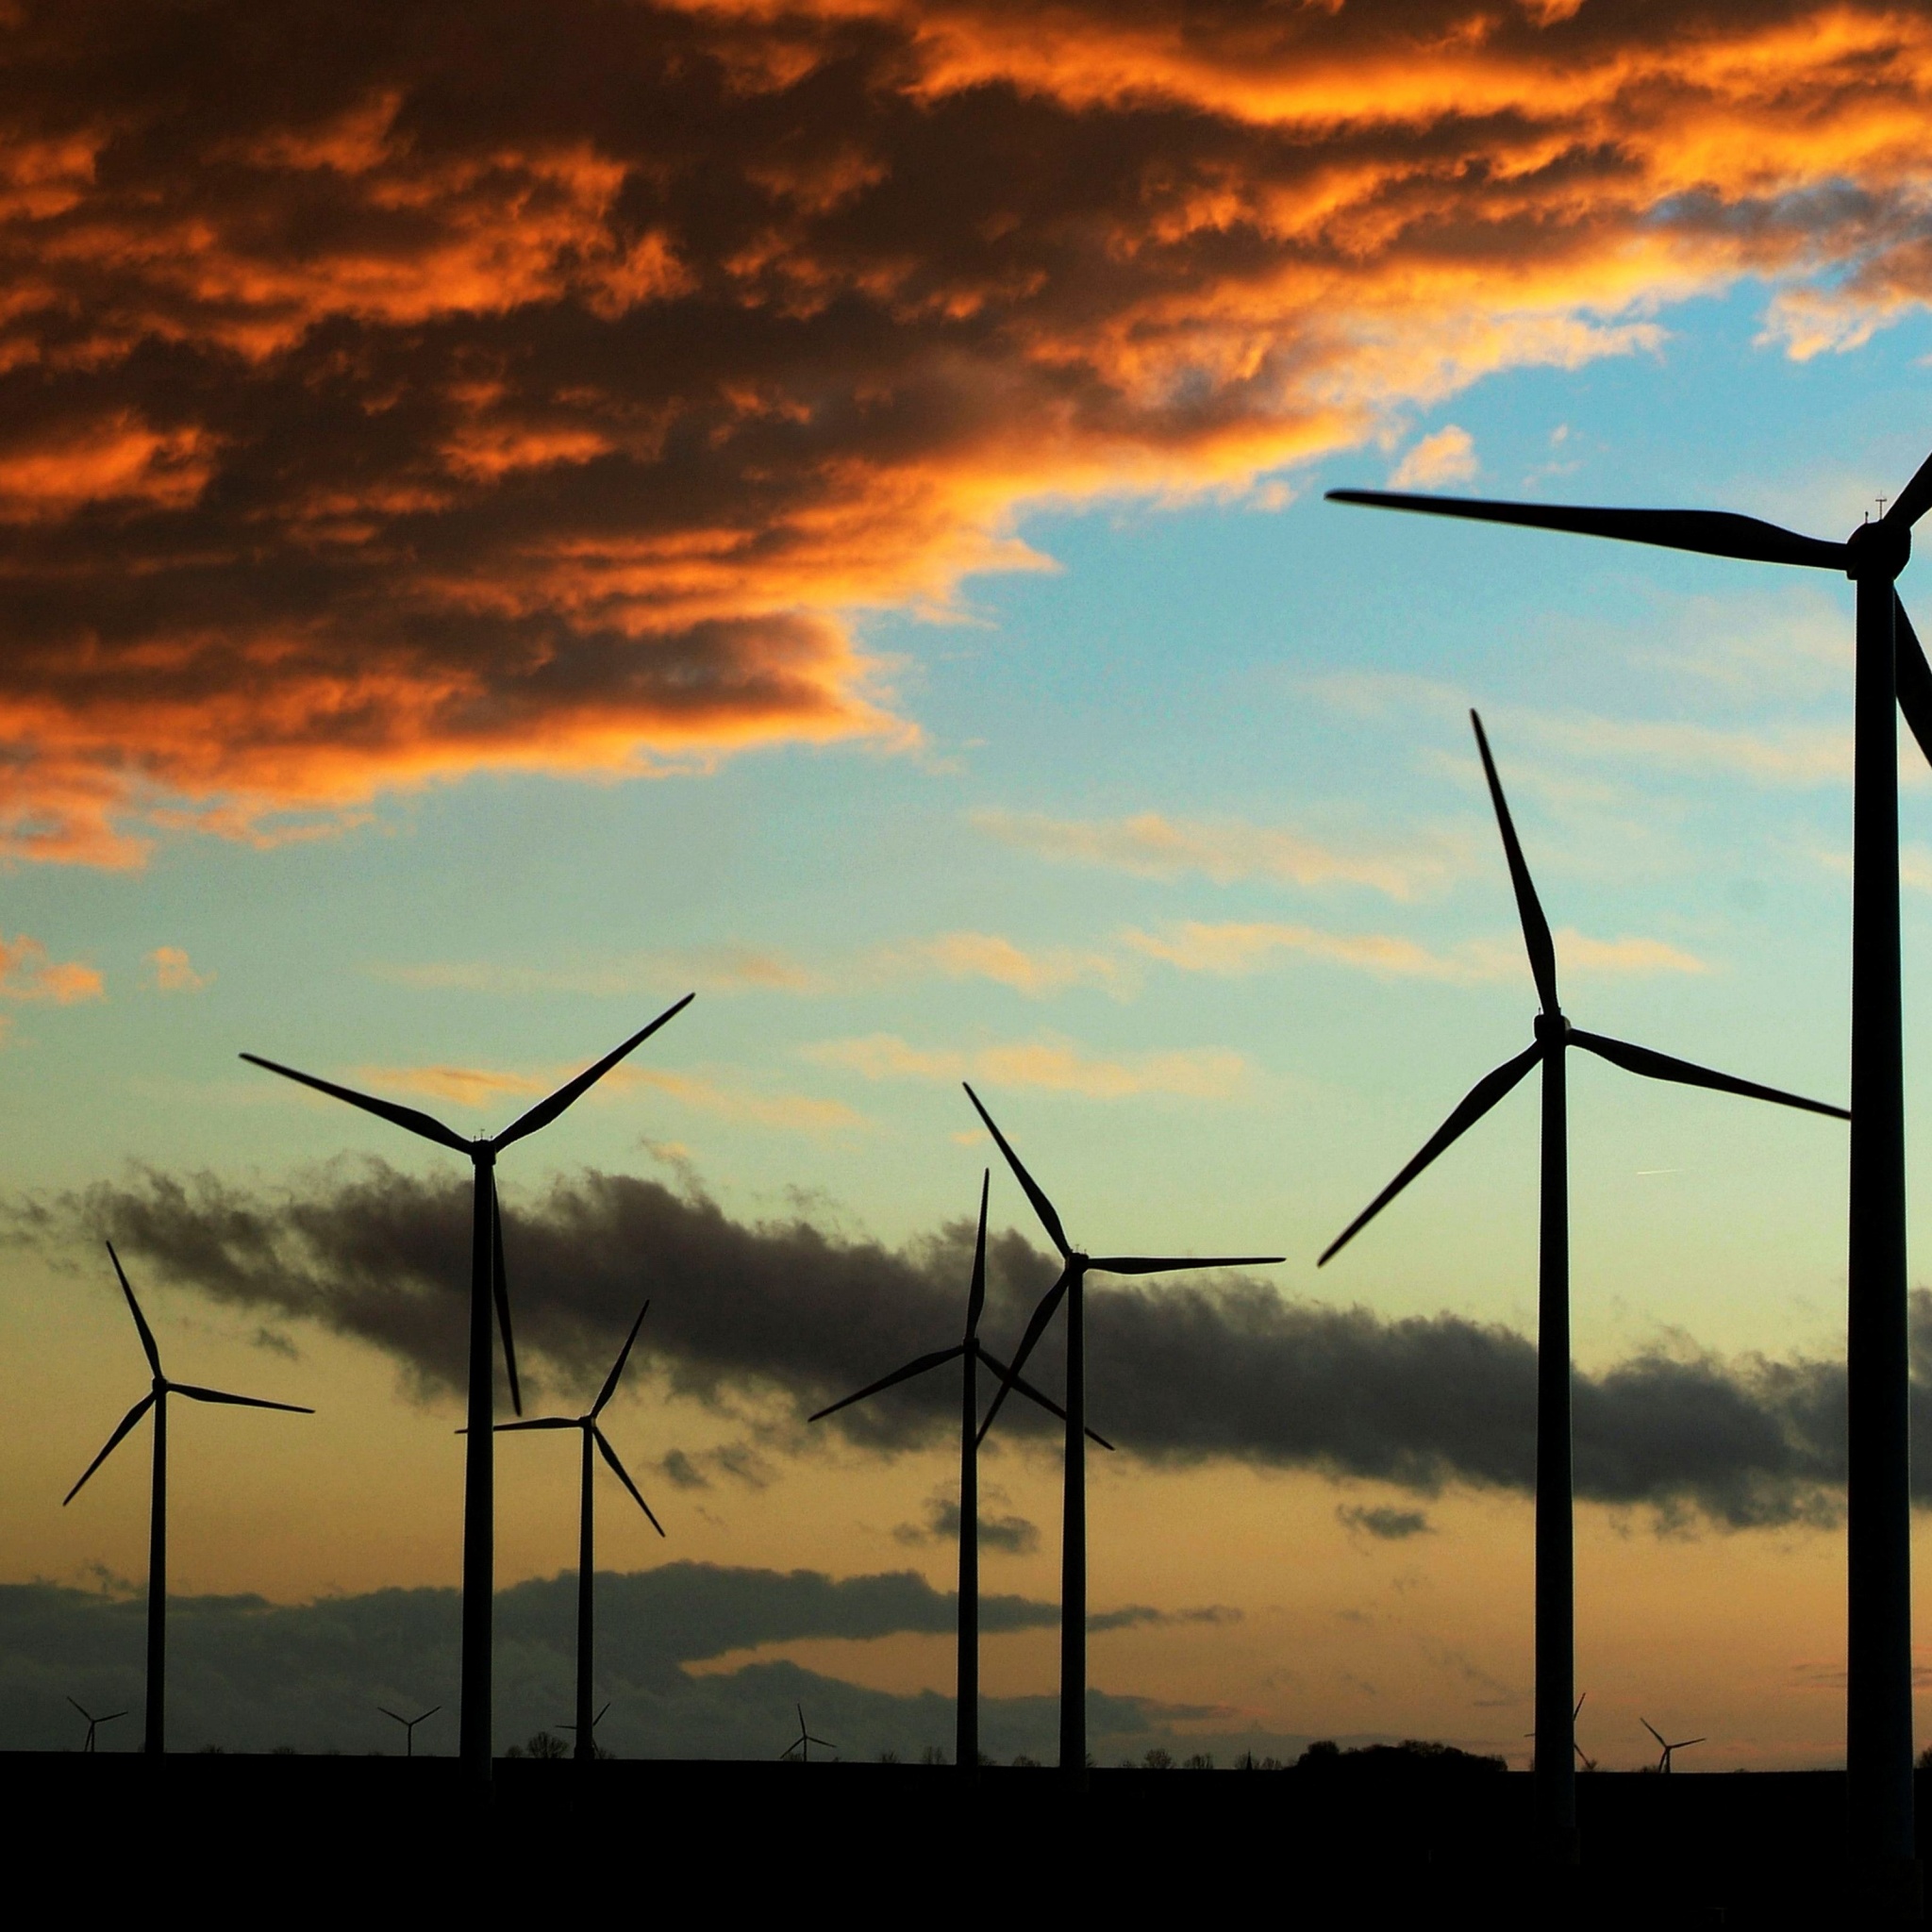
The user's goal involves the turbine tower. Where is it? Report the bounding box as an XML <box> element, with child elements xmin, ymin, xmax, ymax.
<box><xmin>964</xmin><ymin>1084</ymin><xmax>1282</xmax><ymax>1788</ymax></box>
<box><xmin>781</xmin><ymin>1704</ymin><xmax>836</xmax><ymax>1762</ymax></box>
<box><xmin>808</xmin><ymin>1171</ymin><xmax>1114</xmax><ymax>1775</ymax></box>
<box><xmin>64</xmin><ymin>1242</ymin><xmax>311</xmax><ymax>1757</ymax></box>
<box><xmin>378</xmin><ymin>1705</ymin><xmax>440</xmax><ymax>1757</ymax></box>
<box><xmin>241</xmin><ymin>993</ymin><xmax>691</xmax><ymax>1784</ymax></box>
<box><xmin>1319</xmin><ymin>712</ymin><xmax>1846</xmax><ymax>1863</ymax></box>
<box><xmin>1330</xmin><ymin>451</ymin><xmax>1932</xmax><ymax>1899</ymax></box>
<box><xmin>496</xmin><ymin>1301</ymin><xmax>664</xmax><ymax>1762</ymax></box>
<box><xmin>1641</xmin><ymin>1719</ymin><xmax>1706</xmax><ymax>1774</ymax></box>
<box><xmin>67</xmin><ymin>1698</ymin><xmax>125</xmax><ymax>1754</ymax></box>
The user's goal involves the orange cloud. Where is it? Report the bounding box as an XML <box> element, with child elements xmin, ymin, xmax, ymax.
<box><xmin>2</xmin><ymin>2</ymin><xmax>1930</xmax><ymax>862</ymax></box>
<box><xmin>0</xmin><ymin>931</ymin><xmax>103</xmax><ymax>1005</ymax></box>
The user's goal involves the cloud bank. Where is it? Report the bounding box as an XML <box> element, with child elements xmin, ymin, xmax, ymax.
<box><xmin>21</xmin><ymin>1158</ymin><xmax>1890</xmax><ymax>1529</ymax></box>
<box><xmin>5</xmin><ymin>1</ymin><xmax>1932</xmax><ymax>861</ymax></box>
<box><xmin>0</xmin><ymin>1563</ymin><xmax>1200</xmax><ymax>1761</ymax></box>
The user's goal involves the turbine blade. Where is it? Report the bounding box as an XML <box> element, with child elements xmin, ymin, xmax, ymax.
<box><xmin>418</xmin><ymin>1707</ymin><xmax>441</xmax><ymax>1723</ymax></box>
<box><xmin>238</xmin><ymin>1054</ymin><xmax>471</xmax><ymax>1153</ymax></box>
<box><xmin>1894</xmin><ymin>594</ymin><xmax>1932</xmax><ymax>772</ymax></box>
<box><xmin>378</xmin><ymin>1707</ymin><xmax>406</xmax><ymax>1724</ymax></box>
<box><xmin>1472</xmin><ymin>711</ymin><xmax>1558</xmax><ymax>1013</ymax></box>
<box><xmin>961</xmin><ymin>1084</ymin><xmax>1070</xmax><ymax>1259</ymax></box>
<box><xmin>975</xmin><ymin>1268</ymin><xmax>1070</xmax><ymax>1446</ymax></box>
<box><xmin>595</xmin><ymin>1703</ymin><xmax>610</xmax><ymax>1726</ymax></box>
<box><xmin>1675</xmin><ymin>1737</ymin><xmax>1707</xmax><ymax>1749</ymax></box>
<box><xmin>977</xmin><ymin>1344</ymin><xmax>1116</xmax><ymax>1450</ymax></box>
<box><xmin>815</xmin><ymin>1348</ymin><xmax>970</xmax><ymax>1424</ymax></box>
<box><xmin>965</xmin><ymin>1169</ymin><xmax>990</xmax><ymax>1339</ymax></box>
<box><xmin>1569</xmin><ymin>1029</ymin><xmax>1848</xmax><ymax>1120</ymax></box>
<box><xmin>491</xmin><ymin>995</ymin><xmax>695</xmax><ymax>1152</ymax></box>
<box><xmin>591</xmin><ymin>1300</ymin><xmax>651</xmax><ymax>1418</ymax></box>
<box><xmin>1324</xmin><ymin>490</ymin><xmax>1846</xmax><ymax>571</ymax></box>
<box><xmin>105</xmin><ymin>1242</ymin><xmax>162</xmax><ymax>1377</ymax></box>
<box><xmin>494</xmin><ymin>1416</ymin><xmax>579</xmax><ymax>1431</ymax></box>
<box><xmin>1887</xmin><ymin>447</ymin><xmax>1932</xmax><ymax>531</ymax></box>
<box><xmin>491</xmin><ymin>1178</ymin><xmax>522</xmax><ymax>1417</ymax></box>
<box><xmin>173</xmin><ymin>1384</ymin><xmax>314</xmax><ymax>1413</ymax></box>
<box><xmin>1319</xmin><ymin>1041</ymin><xmax>1544</xmax><ymax>1266</ymax></box>
<box><xmin>807</xmin><ymin>1345</ymin><xmax>967</xmax><ymax>1422</ymax></box>
<box><xmin>1086</xmin><ymin>1254</ymin><xmax>1283</xmax><ymax>1275</ymax></box>
<box><xmin>67</xmin><ymin>1697</ymin><xmax>92</xmax><ymax>1721</ymax></box>
<box><xmin>63</xmin><ymin>1393</ymin><xmax>156</xmax><ymax>1505</ymax></box>
<box><xmin>593</xmin><ymin>1426</ymin><xmax>665</xmax><ymax>1536</ymax></box>
<box><xmin>1641</xmin><ymin>1718</ymin><xmax>1666</xmax><ymax>1747</ymax></box>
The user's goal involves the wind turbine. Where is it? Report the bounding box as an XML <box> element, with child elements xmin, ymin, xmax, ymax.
<box><xmin>1329</xmin><ymin>452</ymin><xmax>1932</xmax><ymax>1890</ymax></box>
<box><xmin>1642</xmin><ymin>1719</ymin><xmax>1706</xmax><ymax>1775</ymax></box>
<box><xmin>241</xmin><ymin>993</ymin><xmax>691</xmax><ymax>1784</ymax></box>
<box><xmin>808</xmin><ymin>1171</ymin><xmax>1116</xmax><ymax>1776</ymax></box>
<box><xmin>1318</xmin><ymin>712</ymin><xmax>1847</xmax><ymax>1862</ymax></box>
<box><xmin>963</xmin><ymin>1085</ymin><xmax>1283</xmax><ymax>1788</ymax></box>
<box><xmin>63</xmin><ymin>1241</ymin><xmax>312</xmax><ymax>1757</ymax></box>
<box><xmin>67</xmin><ymin>1697</ymin><xmax>125</xmax><ymax>1754</ymax></box>
<box><xmin>560</xmin><ymin>1701</ymin><xmax>610</xmax><ymax>1758</ymax></box>
<box><xmin>781</xmin><ymin>1704</ymin><xmax>837</xmax><ymax>1762</ymax></box>
<box><xmin>378</xmin><ymin>1705</ymin><xmax>440</xmax><ymax>1757</ymax></box>
<box><xmin>495</xmin><ymin>1301</ymin><xmax>664</xmax><ymax>1763</ymax></box>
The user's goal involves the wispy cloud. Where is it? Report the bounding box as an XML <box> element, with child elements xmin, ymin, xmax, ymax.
<box><xmin>375</xmin><ymin>946</ymin><xmax>815</xmax><ymax>997</ymax></box>
<box><xmin>144</xmin><ymin>945</ymin><xmax>214</xmax><ymax>993</ymax></box>
<box><xmin>0</xmin><ymin>932</ymin><xmax>103</xmax><ymax>1006</ymax></box>
<box><xmin>1320</xmin><ymin>671</ymin><xmax>1856</xmax><ymax>792</ymax></box>
<box><xmin>802</xmin><ymin>1032</ymin><xmax>1248</xmax><ymax>1100</ymax></box>
<box><xmin>971</xmin><ymin>808</ymin><xmax>1461</xmax><ymax>899</ymax></box>
<box><xmin>1121</xmin><ymin>921</ymin><xmax>1706</xmax><ymax>984</ymax></box>
<box><xmin>343</xmin><ymin>1061</ymin><xmax>863</xmax><ymax>1134</ymax></box>
<box><xmin>873</xmin><ymin>930</ymin><xmax>1131</xmax><ymax>998</ymax></box>
<box><xmin>1389</xmin><ymin>425</ymin><xmax>1476</xmax><ymax>491</ymax></box>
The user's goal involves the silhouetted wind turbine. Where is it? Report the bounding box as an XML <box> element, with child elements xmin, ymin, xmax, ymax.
<box><xmin>378</xmin><ymin>1705</ymin><xmax>440</xmax><ymax>1757</ymax></box>
<box><xmin>808</xmin><ymin>1172</ymin><xmax>1115</xmax><ymax>1775</ymax></box>
<box><xmin>241</xmin><ymin>995</ymin><xmax>691</xmax><ymax>1784</ymax></box>
<box><xmin>781</xmin><ymin>1704</ymin><xmax>836</xmax><ymax>1762</ymax></box>
<box><xmin>560</xmin><ymin>1702</ymin><xmax>610</xmax><ymax>1757</ymax></box>
<box><xmin>1330</xmin><ymin>455</ymin><xmax>1932</xmax><ymax>1890</ymax></box>
<box><xmin>1641</xmin><ymin>1719</ymin><xmax>1706</xmax><ymax>1775</ymax></box>
<box><xmin>964</xmin><ymin>1085</ymin><xmax>1283</xmax><ymax>1788</ymax></box>
<box><xmin>68</xmin><ymin>1697</ymin><xmax>125</xmax><ymax>1754</ymax></box>
<box><xmin>1319</xmin><ymin>713</ymin><xmax>1846</xmax><ymax>1863</ymax></box>
<box><xmin>496</xmin><ymin>1301</ymin><xmax>663</xmax><ymax>1763</ymax></box>
<box><xmin>64</xmin><ymin>1242</ymin><xmax>311</xmax><ymax>1757</ymax></box>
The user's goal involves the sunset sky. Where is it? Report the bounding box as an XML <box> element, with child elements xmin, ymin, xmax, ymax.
<box><xmin>8</xmin><ymin>0</ymin><xmax>1932</xmax><ymax>1767</ymax></box>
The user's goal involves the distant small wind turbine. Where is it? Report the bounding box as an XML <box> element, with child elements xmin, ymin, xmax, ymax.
<box><xmin>67</xmin><ymin>1697</ymin><xmax>125</xmax><ymax>1754</ymax></box>
<box><xmin>782</xmin><ymin>1704</ymin><xmax>837</xmax><ymax>1762</ymax></box>
<box><xmin>242</xmin><ymin>995</ymin><xmax>691</xmax><ymax>1785</ymax></box>
<box><xmin>496</xmin><ymin>1300</ymin><xmax>663</xmax><ymax>1762</ymax></box>
<box><xmin>808</xmin><ymin>1171</ymin><xmax>1113</xmax><ymax>1776</ymax></box>
<box><xmin>1642</xmin><ymin>1719</ymin><xmax>1706</xmax><ymax>1774</ymax></box>
<box><xmin>964</xmin><ymin>1084</ymin><xmax>1282</xmax><ymax>1788</ymax></box>
<box><xmin>378</xmin><ymin>1705</ymin><xmax>441</xmax><ymax>1757</ymax></box>
<box><xmin>64</xmin><ymin>1242</ymin><xmax>311</xmax><ymax>1757</ymax></box>
<box><xmin>1319</xmin><ymin>712</ymin><xmax>1845</xmax><ymax>1858</ymax></box>
<box><xmin>560</xmin><ymin>1701</ymin><xmax>610</xmax><ymax>1757</ymax></box>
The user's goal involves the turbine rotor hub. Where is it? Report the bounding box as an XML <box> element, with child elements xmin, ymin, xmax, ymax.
<box><xmin>1533</xmin><ymin>1010</ymin><xmax>1570</xmax><ymax>1043</ymax></box>
<box><xmin>1847</xmin><ymin>517</ymin><xmax>1911</xmax><ymax>582</ymax></box>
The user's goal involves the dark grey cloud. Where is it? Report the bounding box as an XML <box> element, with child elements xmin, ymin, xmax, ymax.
<box><xmin>1339</xmin><ymin>1506</ymin><xmax>1433</xmax><ymax>1542</ymax></box>
<box><xmin>1087</xmin><ymin>1605</ymin><xmax>1242</xmax><ymax>1634</ymax></box>
<box><xmin>894</xmin><ymin>1494</ymin><xmax>1039</xmax><ymax>1557</ymax></box>
<box><xmin>0</xmin><ymin>1564</ymin><xmax>1238</xmax><ymax>1763</ymax></box>
<box><xmin>20</xmin><ymin>1158</ymin><xmax>1890</xmax><ymax>1529</ymax></box>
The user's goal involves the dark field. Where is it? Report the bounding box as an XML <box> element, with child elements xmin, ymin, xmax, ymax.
<box><xmin>2</xmin><ymin>1753</ymin><xmax>1903</xmax><ymax>1924</ymax></box>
